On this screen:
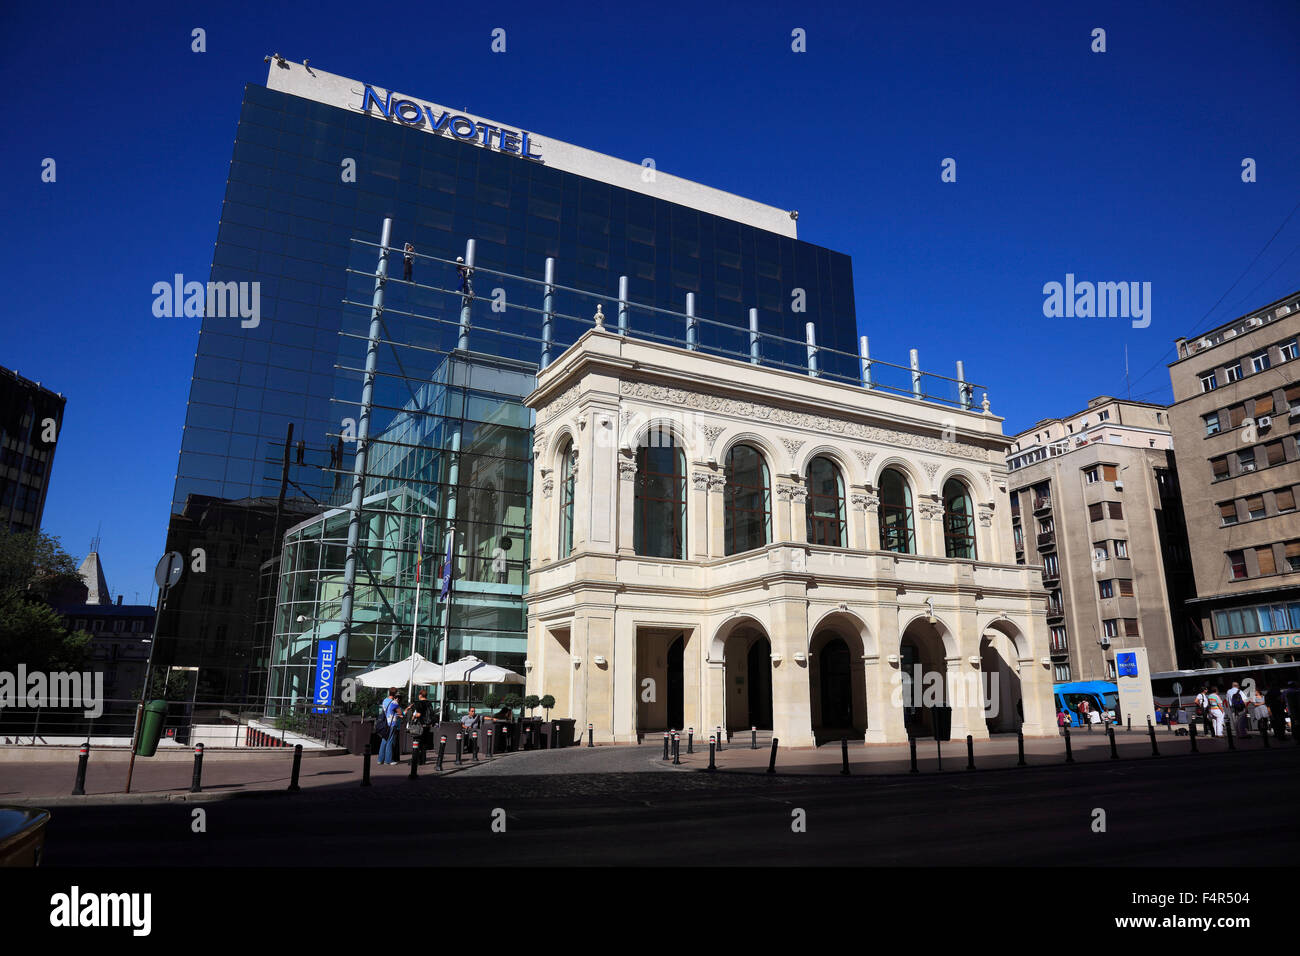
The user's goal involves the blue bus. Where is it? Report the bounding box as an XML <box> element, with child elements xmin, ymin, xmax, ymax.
<box><xmin>1052</xmin><ymin>681</ymin><xmax>1119</xmax><ymax>727</ymax></box>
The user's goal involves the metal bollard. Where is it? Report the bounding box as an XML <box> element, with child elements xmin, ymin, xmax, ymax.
<box><xmin>966</xmin><ymin>735</ymin><xmax>975</xmax><ymax>770</ymax></box>
<box><xmin>1225</xmin><ymin>716</ymin><xmax>1236</xmax><ymax>751</ymax></box>
<box><xmin>487</xmin><ymin>728</ymin><xmax>494</xmax><ymax>761</ymax></box>
<box><xmin>472</xmin><ymin>731</ymin><xmax>479</xmax><ymax>761</ymax></box>
<box><xmin>707</xmin><ymin>736</ymin><xmax>716</xmax><ymax>771</ymax></box>
<box><xmin>587</xmin><ymin>723</ymin><xmax>594</xmax><ymax>748</ymax></box>
<box><xmin>289</xmin><ymin>743</ymin><xmax>303</xmax><ymax>792</ymax></box>
<box><xmin>1189</xmin><ymin>721</ymin><xmax>1199</xmax><ymax>753</ymax></box>
<box><xmin>1261</xmin><ymin>722</ymin><xmax>1270</xmax><ymax>748</ymax></box>
<box><xmin>1085</xmin><ymin>716</ymin><xmax>1092</xmax><ymax>733</ymax></box>
<box><xmin>841</xmin><ymin>736</ymin><xmax>850</xmax><ymax>775</ymax></box>
<box><xmin>1126</xmin><ymin>715</ymin><xmax>1131</xmax><ymax>733</ymax></box>
<box><xmin>1147</xmin><ymin>718</ymin><xmax>1160</xmax><ymax>757</ymax></box>
<box><xmin>437</xmin><ymin>735</ymin><xmax>447</xmax><ymax>771</ymax></box>
<box><xmin>909</xmin><ymin>735</ymin><xmax>919</xmax><ymax>773</ymax></box>
<box><xmin>751</xmin><ymin>726</ymin><xmax>757</xmax><ymax>750</ymax></box>
<box><xmin>190</xmin><ymin>743</ymin><xmax>205</xmax><ymax>793</ymax></box>
<box><xmin>672</xmin><ymin>732</ymin><xmax>681</xmax><ymax>765</ymax></box>
<box><xmin>455</xmin><ymin>732</ymin><xmax>463</xmax><ymax>765</ymax></box>
<box><xmin>361</xmin><ymin>744</ymin><xmax>372</xmax><ymax>787</ymax></box>
<box><xmin>766</xmin><ymin>738</ymin><xmax>779</xmax><ymax>774</ymax></box>
<box><xmin>409</xmin><ymin>739</ymin><xmax>420</xmax><ymax>779</ymax></box>
<box><xmin>72</xmin><ymin>742</ymin><xmax>89</xmax><ymax>795</ymax></box>
<box><xmin>1063</xmin><ymin>727</ymin><xmax>1074</xmax><ymax>764</ymax></box>
<box><xmin>662</xmin><ymin>732</ymin><xmax>670</xmax><ymax>761</ymax></box>
<box><xmin>687</xmin><ymin>728</ymin><xmax>694</xmax><ymax>754</ymax></box>
<box><xmin>716</xmin><ymin>725</ymin><xmax>724</xmax><ymax>752</ymax></box>
<box><xmin>1108</xmin><ymin>726</ymin><xmax>1119</xmax><ymax>760</ymax></box>
<box><xmin>1016</xmin><ymin>730</ymin><xmax>1026</xmax><ymax>767</ymax></box>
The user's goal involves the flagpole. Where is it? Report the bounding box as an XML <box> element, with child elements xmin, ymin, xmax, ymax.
<box><xmin>407</xmin><ymin>516</ymin><xmax>425</xmax><ymax>702</ymax></box>
<box><xmin>438</xmin><ymin>526</ymin><xmax>455</xmax><ymax>721</ymax></box>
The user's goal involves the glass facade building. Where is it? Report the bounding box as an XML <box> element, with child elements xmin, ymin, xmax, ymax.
<box><xmin>159</xmin><ymin>66</ymin><xmax>859</xmax><ymax>710</ymax></box>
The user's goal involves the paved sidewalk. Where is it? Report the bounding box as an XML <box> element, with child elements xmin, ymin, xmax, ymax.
<box><xmin>4</xmin><ymin>724</ymin><xmax>1287</xmax><ymax>805</ymax></box>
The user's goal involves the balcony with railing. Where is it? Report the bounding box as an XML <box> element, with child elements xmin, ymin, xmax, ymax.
<box><xmin>1036</xmin><ymin>530</ymin><xmax>1056</xmax><ymax>551</ymax></box>
<box><xmin>1033</xmin><ymin>495</ymin><xmax>1053</xmax><ymax>515</ymax></box>
<box><xmin>1046</xmin><ymin>601</ymin><xmax>1065</xmax><ymax>622</ymax></box>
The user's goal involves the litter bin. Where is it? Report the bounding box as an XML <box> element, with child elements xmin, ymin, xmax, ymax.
<box><xmin>932</xmin><ymin>706</ymin><xmax>953</xmax><ymax>743</ymax></box>
<box><xmin>134</xmin><ymin>699</ymin><xmax>168</xmax><ymax>757</ymax></box>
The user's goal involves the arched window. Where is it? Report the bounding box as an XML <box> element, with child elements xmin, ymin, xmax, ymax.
<box><xmin>558</xmin><ymin>441</ymin><xmax>576</xmax><ymax>558</ymax></box>
<box><xmin>633</xmin><ymin>434</ymin><xmax>686</xmax><ymax>558</ymax></box>
<box><xmin>806</xmin><ymin>456</ymin><xmax>846</xmax><ymax>547</ymax></box>
<box><xmin>878</xmin><ymin>468</ymin><xmax>915</xmax><ymax>554</ymax></box>
<box><xmin>725</xmin><ymin>444</ymin><xmax>771</xmax><ymax>554</ymax></box>
<box><xmin>943</xmin><ymin>478</ymin><xmax>976</xmax><ymax>559</ymax></box>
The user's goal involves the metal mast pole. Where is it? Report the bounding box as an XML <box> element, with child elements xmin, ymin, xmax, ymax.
<box><xmin>338</xmin><ymin>218</ymin><xmax>391</xmax><ymax>673</ymax></box>
<box><xmin>407</xmin><ymin>515</ymin><xmax>425</xmax><ymax>702</ymax></box>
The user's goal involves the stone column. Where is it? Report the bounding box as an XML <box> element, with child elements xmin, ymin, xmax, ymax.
<box><xmin>769</xmin><ymin>586</ymin><xmax>814</xmax><ymax>747</ymax></box>
<box><xmin>853</xmin><ymin>490</ymin><xmax>881</xmax><ymax>551</ymax></box>
<box><xmin>616</xmin><ymin>455</ymin><xmax>637</xmax><ymax>555</ymax></box>
<box><xmin>788</xmin><ymin>479</ymin><xmax>808</xmax><ymax>544</ymax></box>
<box><xmin>536</xmin><ymin>465</ymin><xmax>554</xmax><ymax>564</ymax></box>
<box><xmin>690</xmin><ymin>469</ymin><xmax>711</xmax><ymax>560</ymax></box>
<box><xmin>612</xmin><ymin>612</ymin><xmax>636</xmax><ymax>740</ymax></box>
<box><xmin>918</xmin><ymin>496</ymin><xmax>944</xmax><ymax>556</ymax></box>
<box><xmin>707</xmin><ymin>473</ymin><xmax>727</xmax><ymax>557</ymax></box>
<box><xmin>862</xmin><ymin>654</ymin><xmax>890</xmax><ymax>742</ymax></box>
<box><xmin>977</xmin><ymin>503</ymin><xmax>997</xmax><ymax>563</ymax></box>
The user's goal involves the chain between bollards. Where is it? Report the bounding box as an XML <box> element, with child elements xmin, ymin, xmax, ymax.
<box><xmin>361</xmin><ymin>744</ymin><xmax>372</xmax><ymax>786</ymax></box>
<box><xmin>190</xmin><ymin>743</ymin><xmax>205</xmax><ymax>793</ymax></box>
<box><xmin>289</xmin><ymin>743</ymin><xmax>303</xmax><ymax>791</ymax></box>
<box><xmin>766</xmin><ymin>737</ymin><xmax>779</xmax><ymax>774</ymax></box>
<box><xmin>72</xmin><ymin>741</ymin><xmax>89</xmax><ymax>795</ymax></box>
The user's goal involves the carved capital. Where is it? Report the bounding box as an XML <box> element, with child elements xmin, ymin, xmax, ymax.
<box><xmin>977</xmin><ymin>508</ymin><xmax>994</xmax><ymax>527</ymax></box>
<box><xmin>707</xmin><ymin>473</ymin><xmax>727</xmax><ymax>493</ymax></box>
<box><xmin>852</xmin><ymin>492</ymin><xmax>880</xmax><ymax>512</ymax></box>
<box><xmin>692</xmin><ymin>471</ymin><xmax>711</xmax><ymax>491</ymax></box>
<box><xmin>618</xmin><ymin>459</ymin><xmax>638</xmax><ymax>481</ymax></box>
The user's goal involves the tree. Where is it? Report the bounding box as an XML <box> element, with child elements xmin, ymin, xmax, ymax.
<box><xmin>0</xmin><ymin>527</ymin><xmax>92</xmax><ymax>674</ymax></box>
<box><xmin>502</xmin><ymin>692</ymin><xmax>523</xmax><ymax>718</ymax></box>
<box><xmin>524</xmin><ymin>694</ymin><xmax>540</xmax><ymax>717</ymax></box>
<box><xmin>540</xmin><ymin>694</ymin><xmax>555</xmax><ymax>719</ymax></box>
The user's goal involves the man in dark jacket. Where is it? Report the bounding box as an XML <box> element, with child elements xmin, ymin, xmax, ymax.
<box><xmin>1265</xmin><ymin>685</ymin><xmax>1287</xmax><ymax>740</ymax></box>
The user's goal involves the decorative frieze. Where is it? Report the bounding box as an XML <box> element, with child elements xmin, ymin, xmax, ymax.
<box><xmin>541</xmin><ymin>384</ymin><xmax>581</xmax><ymax>421</ymax></box>
<box><xmin>851</xmin><ymin>492</ymin><xmax>879</xmax><ymax>511</ymax></box>
<box><xmin>781</xmin><ymin>438</ymin><xmax>805</xmax><ymax>460</ymax></box>
<box><xmin>617</xmin><ymin>380</ymin><xmax>991</xmax><ymax>462</ymax></box>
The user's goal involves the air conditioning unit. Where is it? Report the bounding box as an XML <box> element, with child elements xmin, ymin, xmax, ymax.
<box><xmin>1289</xmin><ymin>405</ymin><xmax>1300</xmax><ymax>418</ymax></box>
<box><xmin>1099</xmin><ymin>635</ymin><xmax>1111</xmax><ymax>648</ymax></box>
<box><xmin>1224</xmin><ymin>329</ymin><xmax>1237</xmax><ymax>338</ymax></box>
<box><xmin>1258</xmin><ymin>415</ymin><xmax>1272</xmax><ymax>430</ymax></box>
<box><xmin>1114</xmin><ymin>479</ymin><xmax>1124</xmax><ymax>491</ymax></box>
<box><xmin>1247</xmin><ymin>317</ymin><xmax>1263</xmax><ymax>327</ymax></box>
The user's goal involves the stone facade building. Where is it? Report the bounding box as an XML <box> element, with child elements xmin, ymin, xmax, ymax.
<box><xmin>524</xmin><ymin>328</ymin><xmax>1057</xmax><ymax>747</ymax></box>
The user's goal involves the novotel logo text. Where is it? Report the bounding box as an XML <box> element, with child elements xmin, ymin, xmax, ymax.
<box><xmin>360</xmin><ymin>85</ymin><xmax>543</xmax><ymax>162</ymax></box>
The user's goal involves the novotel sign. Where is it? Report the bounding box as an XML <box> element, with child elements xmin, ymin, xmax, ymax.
<box><xmin>360</xmin><ymin>85</ymin><xmax>543</xmax><ymax>162</ymax></box>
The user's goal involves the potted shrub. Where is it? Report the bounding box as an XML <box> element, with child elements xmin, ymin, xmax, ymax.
<box><xmin>540</xmin><ymin>694</ymin><xmax>556</xmax><ymax>720</ymax></box>
<box><xmin>501</xmin><ymin>692</ymin><xmax>523</xmax><ymax>719</ymax></box>
<box><xmin>524</xmin><ymin>694</ymin><xmax>540</xmax><ymax>718</ymax></box>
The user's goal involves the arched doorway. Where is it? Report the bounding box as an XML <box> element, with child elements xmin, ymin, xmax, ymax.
<box><xmin>899</xmin><ymin>618</ymin><xmax>950</xmax><ymax>739</ymax></box>
<box><xmin>746</xmin><ymin>637</ymin><xmax>772</xmax><ymax>729</ymax></box>
<box><xmin>819</xmin><ymin>638</ymin><xmax>853</xmax><ymax>728</ymax></box>
<box><xmin>667</xmin><ymin>636</ymin><xmax>684</xmax><ymax>730</ymax></box>
<box><xmin>981</xmin><ymin>627</ymin><xmax>1024</xmax><ymax>734</ymax></box>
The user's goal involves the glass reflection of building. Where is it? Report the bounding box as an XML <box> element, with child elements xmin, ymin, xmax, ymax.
<box><xmin>158</xmin><ymin>61</ymin><xmax>858</xmax><ymax>708</ymax></box>
<box><xmin>267</xmin><ymin>351</ymin><xmax>532</xmax><ymax>713</ymax></box>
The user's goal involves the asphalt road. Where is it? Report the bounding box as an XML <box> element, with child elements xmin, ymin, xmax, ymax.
<box><xmin>36</xmin><ymin>745</ymin><xmax>1300</xmax><ymax>867</ymax></box>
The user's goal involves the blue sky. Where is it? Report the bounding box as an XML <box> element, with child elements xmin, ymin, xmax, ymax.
<box><xmin>2</xmin><ymin>0</ymin><xmax>1297</xmax><ymax>603</ymax></box>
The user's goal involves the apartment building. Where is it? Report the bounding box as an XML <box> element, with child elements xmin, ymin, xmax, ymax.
<box><xmin>1167</xmin><ymin>290</ymin><xmax>1300</xmax><ymax>665</ymax></box>
<box><xmin>1007</xmin><ymin>397</ymin><xmax>1197</xmax><ymax>681</ymax></box>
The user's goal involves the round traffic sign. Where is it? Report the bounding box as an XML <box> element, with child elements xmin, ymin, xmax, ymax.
<box><xmin>1172</xmin><ymin>681</ymin><xmax>1182</xmax><ymax>695</ymax></box>
<box><xmin>155</xmin><ymin>551</ymin><xmax>184</xmax><ymax>591</ymax></box>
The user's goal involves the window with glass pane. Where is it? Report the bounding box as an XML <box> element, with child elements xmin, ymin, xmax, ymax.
<box><xmin>558</xmin><ymin>441</ymin><xmax>576</xmax><ymax>558</ymax></box>
<box><xmin>806</xmin><ymin>456</ymin><xmax>845</xmax><ymax>546</ymax></box>
<box><xmin>942</xmin><ymin>478</ymin><xmax>976</xmax><ymax>558</ymax></box>
<box><xmin>878</xmin><ymin>468</ymin><xmax>915</xmax><ymax>554</ymax></box>
<box><xmin>724</xmin><ymin>444</ymin><xmax>770</xmax><ymax>554</ymax></box>
<box><xmin>633</xmin><ymin>438</ymin><xmax>686</xmax><ymax>558</ymax></box>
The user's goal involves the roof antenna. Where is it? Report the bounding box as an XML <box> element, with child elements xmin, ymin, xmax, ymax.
<box><xmin>90</xmin><ymin>521</ymin><xmax>102</xmax><ymax>554</ymax></box>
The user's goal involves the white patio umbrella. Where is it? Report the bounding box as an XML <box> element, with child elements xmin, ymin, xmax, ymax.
<box><xmin>353</xmin><ymin>652</ymin><xmax>443</xmax><ymax>690</ymax></box>
<box><xmin>439</xmin><ymin>655</ymin><xmax>525</xmax><ymax>685</ymax></box>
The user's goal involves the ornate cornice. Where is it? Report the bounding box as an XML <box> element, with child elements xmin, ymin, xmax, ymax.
<box><xmin>617</xmin><ymin>380</ymin><xmax>991</xmax><ymax>462</ymax></box>
<box><xmin>540</xmin><ymin>384</ymin><xmax>581</xmax><ymax>422</ymax></box>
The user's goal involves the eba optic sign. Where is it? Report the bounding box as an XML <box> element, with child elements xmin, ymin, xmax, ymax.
<box><xmin>360</xmin><ymin>86</ymin><xmax>543</xmax><ymax>162</ymax></box>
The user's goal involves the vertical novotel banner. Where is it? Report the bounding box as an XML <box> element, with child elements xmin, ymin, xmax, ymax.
<box><xmin>313</xmin><ymin>639</ymin><xmax>338</xmax><ymax>714</ymax></box>
<box><xmin>1114</xmin><ymin>647</ymin><xmax>1155</xmax><ymax>726</ymax></box>
<box><xmin>360</xmin><ymin>85</ymin><xmax>543</xmax><ymax>162</ymax></box>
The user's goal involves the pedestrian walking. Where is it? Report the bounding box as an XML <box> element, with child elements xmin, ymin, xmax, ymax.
<box><xmin>1207</xmin><ymin>685</ymin><xmax>1226</xmax><ymax>738</ymax></box>
<box><xmin>1227</xmin><ymin>681</ymin><xmax>1250</xmax><ymax>737</ymax></box>
<box><xmin>378</xmin><ymin>687</ymin><xmax>403</xmax><ymax>764</ymax></box>
<box><xmin>1195</xmin><ymin>685</ymin><xmax>1212</xmax><ymax>736</ymax></box>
